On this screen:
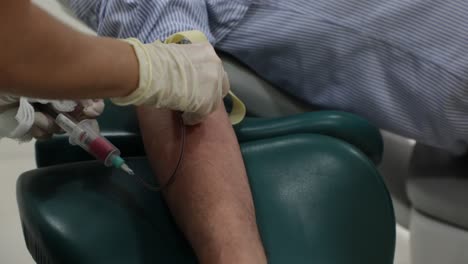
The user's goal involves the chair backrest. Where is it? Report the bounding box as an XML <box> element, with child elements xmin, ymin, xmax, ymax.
<box><xmin>220</xmin><ymin>53</ymin><xmax>314</xmax><ymax>117</ymax></box>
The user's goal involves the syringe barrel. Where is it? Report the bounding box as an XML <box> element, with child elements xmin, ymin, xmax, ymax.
<box><xmin>55</xmin><ymin>114</ymin><xmax>79</xmax><ymax>136</ymax></box>
<box><xmin>75</xmin><ymin>120</ymin><xmax>121</xmax><ymax>166</ymax></box>
<box><xmin>56</xmin><ymin>114</ymin><xmax>121</xmax><ymax>166</ymax></box>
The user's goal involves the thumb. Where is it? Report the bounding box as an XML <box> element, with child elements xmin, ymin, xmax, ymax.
<box><xmin>80</xmin><ymin>99</ymin><xmax>105</xmax><ymax>118</ymax></box>
<box><xmin>30</xmin><ymin>112</ymin><xmax>59</xmax><ymax>139</ymax></box>
<box><xmin>33</xmin><ymin>112</ymin><xmax>57</xmax><ymax>132</ymax></box>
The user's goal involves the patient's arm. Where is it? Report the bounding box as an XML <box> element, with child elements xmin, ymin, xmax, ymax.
<box><xmin>137</xmin><ymin>104</ymin><xmax>267</xmax><ymax>264</ymax></box>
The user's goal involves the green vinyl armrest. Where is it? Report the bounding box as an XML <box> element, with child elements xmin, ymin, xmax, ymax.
<box><xmin>235</xmin><ymin>112</ymin><xmax>383</xmax><ymax>164</ymax></box>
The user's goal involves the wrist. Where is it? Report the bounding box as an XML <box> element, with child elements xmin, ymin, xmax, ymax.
<box><xmin>112</xmin><ymin>38</ymin><xmax>152</xmax><ymax>106</ymax></box>
<box><xmin>113</xmin><ymin>40</ymin><xmax>140</xmax><ymax>97</ymax></box>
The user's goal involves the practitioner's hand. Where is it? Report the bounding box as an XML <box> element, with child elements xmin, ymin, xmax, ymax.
<box><xmin>0</xmin><ymin>95</ymin><xmax>104</xmax><ymax>140</ymax></box>
<box><xmin>112</xmin><ymin>38</ymin><xmax>230</xmax><ymax>125</ymax></box>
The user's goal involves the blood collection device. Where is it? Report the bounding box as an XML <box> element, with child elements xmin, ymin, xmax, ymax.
<box><xmin>55</xmin><ymin>113</ymin><xmax>134</xmax><ymax>175</ymax></box>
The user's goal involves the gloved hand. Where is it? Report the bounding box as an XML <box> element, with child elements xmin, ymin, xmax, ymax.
<box><xmin>112</xmin><ymin>38</ymin><xmax>230</xmax><ymax>125</ymax></box>
<box><xmin>0</xmin><ymin>95</ymin><xmax>104</xmax><ymax>141</ymax></box>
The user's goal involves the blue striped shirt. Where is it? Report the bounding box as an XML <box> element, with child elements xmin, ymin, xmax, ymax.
<box><xmin>64</xmin><ymin>0</ymin><xmax>468</xmax><ymax>153</ymax></box>
<box><xmin>65</xmin><ymin>0</ymin><xmax>252</xmax><ymax>44</ymax></box>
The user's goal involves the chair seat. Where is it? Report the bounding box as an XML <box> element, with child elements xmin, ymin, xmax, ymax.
<box><xmin>18</xmin><ymin>134</ymin><xmax>395</xmax><ymax>264</ymax></box>
<box><xmin>408</xmin><ymin>144</ymin><xmax>468</xmax><ymax>230</ymax></box>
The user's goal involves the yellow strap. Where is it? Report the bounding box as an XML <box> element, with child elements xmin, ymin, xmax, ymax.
<box><xmin>164</xmin><ymin>31</ymin><xmax>246</xmax><ymax>125</ymax></box>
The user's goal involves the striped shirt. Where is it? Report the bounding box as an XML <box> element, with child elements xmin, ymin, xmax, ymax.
<box><xmin>64</xmin><ymin>0</ymin><xmax>252</xmax><ymax>44</ymax></box>
<box><xmin>65</xmin><ymin>0</ymin><xmax>468</xmax><ymax>153</ymax></box>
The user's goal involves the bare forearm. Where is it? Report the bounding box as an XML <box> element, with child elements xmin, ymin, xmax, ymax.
<box><xmin>0</xmin><ymin>2</ymin><xmax>138</xmax><ymax>99</ymax></box>
<box><xmin>137</xmin><ymin>105</ymin><xmax>267</xmax><ymax>264</ymax></box>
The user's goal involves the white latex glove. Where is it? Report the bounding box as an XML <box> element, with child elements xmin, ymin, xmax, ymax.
<box><xmin>0</xmin><ymin>95</ymin><xmax>104</xmax><ymax>141</ymax></box>
<box><xmin>111</xmin><ymin>38</ymin><xmax>230</xmax><ymax>125</ymax></box>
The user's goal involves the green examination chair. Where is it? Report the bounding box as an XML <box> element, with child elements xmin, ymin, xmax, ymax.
<box><xmin>17</xmin><ymin>55</ymin><xmax>395</xmax><ymax>264</ymax></box>
<box><xmin>18</xmin><ymin>107</ymin><xmax>395</xmax><ymax>264</ymax></box>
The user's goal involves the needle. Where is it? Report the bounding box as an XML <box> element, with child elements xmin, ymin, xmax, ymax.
<box><xmin>120</xmin><ymin>163</ymin><xmax>135</xmax><ymax>175</ymax></box>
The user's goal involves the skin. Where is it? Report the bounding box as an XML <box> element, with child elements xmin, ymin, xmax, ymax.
<box><xmin>137</xmin><ymin>105</ymin><xmax>267</xmax><ymax>264</ymax></box>
<box><xmin>0</xmin><ymin>0</ymin><xmax>138</xmax><ymax>99</ymax></box>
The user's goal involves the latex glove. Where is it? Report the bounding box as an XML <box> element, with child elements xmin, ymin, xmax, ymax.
<box><xmin>112</xmin><ymin>38</ymin><xmax>230</xmax><ymax>125</ymax></box>
<box><xmin>0</xmin><ymin>95</ymin><xmax>104</xmax><ymax>141</ymax></box>
<box><xmin>31</xmin><ymin>99</ymin><xmax>105</xmax><ymax>139</ymax></box>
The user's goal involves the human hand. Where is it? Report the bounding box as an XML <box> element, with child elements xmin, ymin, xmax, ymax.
<box><xmin>0</xmin><ymin>95</ymin><xmax>104</xmax><ymax>140</ymax></box>
<box><xmin>112</xmin><ymin>38</ymin><xmax>230</xmax><ymax>125</ymax></box>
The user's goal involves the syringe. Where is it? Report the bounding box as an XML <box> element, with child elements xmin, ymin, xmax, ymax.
<box><xmin>35</xmin><ymin>104</ymin><xmax>134</xmax><ymax>175</ymax></box>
